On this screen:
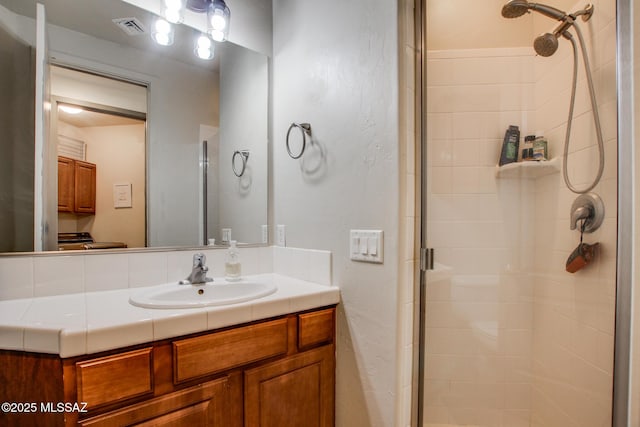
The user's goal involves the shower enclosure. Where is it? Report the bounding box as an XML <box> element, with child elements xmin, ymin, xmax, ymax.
<box><xmin>416</xmin><ymin>0</ymin><xmax>620</xmax><ymax>425</ymax></box>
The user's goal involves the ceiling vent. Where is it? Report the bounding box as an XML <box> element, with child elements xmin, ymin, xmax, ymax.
<box><xmin>112</xmin><ymin>17</ymin><xmax>147</xmax><ymax>36</ymax></box>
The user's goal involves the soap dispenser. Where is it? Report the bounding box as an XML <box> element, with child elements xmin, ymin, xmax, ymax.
<box><xmin>225</xmin><ymin>240</ymin><xmax>241</xmax><ymax>281</ymax></box>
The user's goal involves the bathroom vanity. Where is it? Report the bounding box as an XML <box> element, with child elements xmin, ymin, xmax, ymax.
<box><xmin>0</xmin><ymin>306</ymin><xmax>335</xmax><ymax>426</ymax></box>
<box><xmin>0</xmin><ymin>272</ymin><xmax>339</xmax><ymax>427</ymax></box>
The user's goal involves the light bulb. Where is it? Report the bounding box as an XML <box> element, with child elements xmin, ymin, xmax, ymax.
<box><xmin>154</xmin><ymin>18</ymin><xmax>171</xmax><ymax>34</ymax></box>
<box><xmin>207</xmin><ymin>0</ymin><xmax>230</xmax><ymax>41</ymax></box>
<box><xmin>196</xmin><ymin>47</ymin><xmax>213</xmax><ymax>59</ymax></box>
<box><xmin>164</xmin><ymin>0</ymin><xmax>182</xmax><ymax>9</ymax></box>
<box><xmin>194</xmin><ymin>34</ymin><xmax>214</xmax><ymax>59</ymax></box>
<box><xmin>154</xmin><ymin>32</ymin><xmax>171</xmax><ymax>46</ymax></box>
<box><xmin>152</xmin><ymin>19</ymin><xmax>174</xmax><ymax>46</ymax></box>
<box><xmin>197</xmin><ymin>35</ymin><xmax>212</xmax><ymax>49</ymax></box>
<box><xmin>210</xmin><ymin>13</ymin><xmax>227</xmax><ymax>31</ymax></box>
<box><xmin>164</xmin><ymin>8</ymin><xmax>182</xmax><ymax>23</ymax></box>
<box><xmin>162</xmin><ymin>0</ymin><xmax>184</xmax><ymax>23</ymax></box>
<box><xmin>210</xmin><ymin>29</ymin><xmax>225</xmax><ymax>42</ymax></box>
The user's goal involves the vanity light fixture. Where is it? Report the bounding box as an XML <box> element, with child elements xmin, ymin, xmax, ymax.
<box><xmin>152</xmin><ymin>18</ymin><xmax>174</xmax><ymax>46</ymax></box>
<box><xmin>194</xmin><ymin>34</ymin><xmax>214</xmax><ymax>60</ymax></box>
<box><xmin>161</xmin><ymin>0</ymin><xmax>185</xmax><ymax>24</ymax></box>
<box><xmin>207</xmin><ymin>0</ymin><xmax>230</xmax><ymax>42</ymax></box>
<box><xmin>153</xmin><ymin>0</ymin><xmax>229</xmax><ymax>57</ymax></box>
<box><xmin>58</xmin><ymin>105</ymin><xmax>83</xmax><ymax>115</ymax></box>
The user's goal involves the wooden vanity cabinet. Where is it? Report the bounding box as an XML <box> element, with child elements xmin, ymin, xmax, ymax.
<box><xmin>58</xmin><ymin>156</ymin><xmax>96</xmax><ymax>214</ymax></box>
<box><xmin>0</xmin><ymin>306</ymin><xmax>336</xmax><ymax>427</ymax></box>
<box><xmin>244</xmin><ymin>345</ymin><xmax>334</xmax><ymax>427</ymax></box>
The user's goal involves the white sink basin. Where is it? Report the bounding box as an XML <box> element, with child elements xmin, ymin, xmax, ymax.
<box><xmin>129</xmin><ymin>279</ymin><xmax>277</xmax><ymax>309</ymax></box>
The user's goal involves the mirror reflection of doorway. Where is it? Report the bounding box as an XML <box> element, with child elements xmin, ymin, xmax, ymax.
<box><xmin>51</xmin><ymin>66</ymin><xmax>147</xmax><ymax>250</ymax></box>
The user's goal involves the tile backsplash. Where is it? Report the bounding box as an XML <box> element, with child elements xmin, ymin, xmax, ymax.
<box><xmin>0</xmin><ymin>246</ymin><xmax>332</xmax><ymax>301</ymax></box>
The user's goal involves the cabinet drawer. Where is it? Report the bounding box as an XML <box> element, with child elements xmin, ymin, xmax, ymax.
<box><xmin>76</xmin><ymin>347</ymin><xmax>153</xmax><ymax>409</ymax></box>
<box><xmin>298</xmin><ymin>308</ymin><xmax>335</xmax><ymax>350</ymax></box>
<box><xmin>173</xmin><ymin>318</ymin><xmax>288</xmax><ymax>383</ymax></box>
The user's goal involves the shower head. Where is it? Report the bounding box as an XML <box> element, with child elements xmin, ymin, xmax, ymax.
<box><xmin>533</xmin><ymin>33</ymin><xmax>559</xmax><ymax>56</ymax></box>
<box><xmin>533</xmin><ymin>17</ymin><xmax>575</xmax><ymax>56</ymax></box>
<box><xmin>501</xmin><ymin>0</ymin><xmax>530</xmax><ymax>18</ymax></box>
<box><xmin>502</xmin><ymin>0</ymin><xmax>567</xmax><ymax>21</ymax></box>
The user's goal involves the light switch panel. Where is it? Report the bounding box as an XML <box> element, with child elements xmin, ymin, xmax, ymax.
<box><xmin>261</xmin><ymin>225</ymin><xmax>269</xmax><ymax>244</ymax></box>
<box><xmin>222</xmin><ymin>228</ymin><xmax>231</xmax><ymax>243</ymax></box>
<box><xmin>350</xmin><ymin>230</ymin><xmax>383</xmax><ymax>263</ymax></box>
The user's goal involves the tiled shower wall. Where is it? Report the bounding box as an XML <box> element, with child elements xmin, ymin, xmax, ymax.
<box><xmin>531</xmin><ymin>1</ymin><xmax>617</xmax><ymax>426</ymax></box>
<box><xmin>423</xmin><ymin>0</ymin><xmax>617</xmax><ymax>424</ymax></box>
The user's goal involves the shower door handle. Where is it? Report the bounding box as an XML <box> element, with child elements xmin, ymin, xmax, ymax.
<box><xmin>420</xmin><ymin>248</ymin><xmax>434</xmax><ymax>271</ymax></box>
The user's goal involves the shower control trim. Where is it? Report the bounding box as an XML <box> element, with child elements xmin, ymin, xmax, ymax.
<box><xmin>569</xmin><ymin>192</ymin><xmax>604</xmax><ymax>233</ymax></box>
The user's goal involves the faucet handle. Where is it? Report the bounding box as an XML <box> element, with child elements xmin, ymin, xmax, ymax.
<box><xmin>570</xmin><ymin>206</ymin><xmax>592</xmax><ymax>230</ymax></box>
<box><xmin>192</xmin><ymin>253</ymin><xmax>207</xmax><ymax>267</ymax></box>
<box><xmin>569</xmin><ymin>193</ymin><xmax>604</xmax><ymax>233</ymax></box>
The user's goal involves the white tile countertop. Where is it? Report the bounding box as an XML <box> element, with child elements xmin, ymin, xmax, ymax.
<box><xmin>0</xmin><ymin>274</ymin><xmax>340</xmax><ymax>358</ymax></box>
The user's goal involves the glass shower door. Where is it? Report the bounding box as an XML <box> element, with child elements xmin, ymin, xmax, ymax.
<box><xmin>419</xmin><ymin>1</ymin><xmax>619</xmax><ymax>426</ymax></box>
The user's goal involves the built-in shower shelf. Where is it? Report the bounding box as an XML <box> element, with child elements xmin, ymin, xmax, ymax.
<box><xmin>495</xmin><ymin>158</ymin><xmax>561</xmax><ymax>179</ymax></box>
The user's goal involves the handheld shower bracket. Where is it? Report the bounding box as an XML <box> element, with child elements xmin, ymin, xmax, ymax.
<box><xmin>577</xmin><ymin>3</ymin><xmax>594</xmax><ymax>21</ymax></box>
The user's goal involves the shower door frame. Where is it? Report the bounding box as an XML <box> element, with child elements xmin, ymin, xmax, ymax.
<box><xmin>411</xmin><ymin>0</ymin><xmax>635</xmax><ymax>425</ymax></box>
<box><xmin>612</xmin><ymin>0</ymin><xmax>633</xmax><ymax>425</ymax></box>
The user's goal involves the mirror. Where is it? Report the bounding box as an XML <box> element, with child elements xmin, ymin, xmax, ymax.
<box><xmin>0</xmin><ymin>0</ymin><xmax>270</xmax><ymax>253</ymax></box>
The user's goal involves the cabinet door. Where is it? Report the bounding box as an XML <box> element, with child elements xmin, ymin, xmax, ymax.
<box><xmin>244</xmin><ymin>345</ymin><xmax>334</xmax><ymax>427</ymax></box>
<box><xmin>58</xmin><ymin>156</ymin><xmax>74</xmax><ymax>212</ymax></box>
<box><xmin>74</xmin><ymin>160</ymin><xmax>96</xmax><ymax>213</ymax></box>
<box><xmin>78</xmin><ymin>377</ymin><xmax>230</xmax><ymax>427</ymax></box>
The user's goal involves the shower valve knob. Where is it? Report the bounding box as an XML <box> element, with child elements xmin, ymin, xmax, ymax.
<box><xmin>569</xmin><ymin>192</ymin><xmax>604</xmax><ymax>233</ymax></box>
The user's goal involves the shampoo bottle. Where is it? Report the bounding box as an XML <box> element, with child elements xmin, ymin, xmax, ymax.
<box><xmin>225</xmin><ymin>240</ymin><xmax>241</xmax><ymax>281</ymax></box>
<box><xmin>522</xmin><ymin>135</ymin><xmax>536</xmax><ymax>161</ymax></box>
<box><xmin>499</xmin><ymin>125</ymin><xmax>520</xmax><ymax>166</ymax></box>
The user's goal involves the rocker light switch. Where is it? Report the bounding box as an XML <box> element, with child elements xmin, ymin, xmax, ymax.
<box><xmin>350</xmin><ymin>230</ymin><xmax>383</xmax><ymax>263</ymax></box>
<box><xmin>351</xmin><ymin>236</ymin><xmax>360</xmax><ymax>254</ymax></box>
<box><xmin>359</xmin><ymin>238</ymin><xmax>369</xmax><ymax>255</ymax></box>
<box><xmin>368</xmin><ymin>237</ymin><xmax>378</xmax><ymax>255</ymax></box>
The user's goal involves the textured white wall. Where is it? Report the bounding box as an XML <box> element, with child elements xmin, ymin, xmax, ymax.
<box><xmin>218</xmin><ymin>43</ymin><xmax>269</xmax><ymax>244</ymax></box>
<box><xmin>272</xmin><ymin>0</ymin><xmax>400</xmax><ymax>425</ymax></box>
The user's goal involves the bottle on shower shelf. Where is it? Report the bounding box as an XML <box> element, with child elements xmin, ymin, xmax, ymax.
<box><xmin>533</xmin><ymin>133</ymin><xmax>548</xmax><ymax>161</ymax></box>
<box><xmin>522</xmin><ymin>134</ymin><xmax>536</xmax><ymax>161</ymax></box>
<box><xmin>499</xmin><ymin>125</ymin><xmax>520</xmax><ymax>166</ymax></box>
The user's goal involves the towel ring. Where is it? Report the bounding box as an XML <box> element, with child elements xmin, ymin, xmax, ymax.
<box><xmin>232</xmin><ymin>150</ymin><xmax>250</xmax><ymax>177</ymax></box>
<box><xmin>286</xmin><ymin>123</ymin><xmax>312</xmax><ymax>159</ymax></box>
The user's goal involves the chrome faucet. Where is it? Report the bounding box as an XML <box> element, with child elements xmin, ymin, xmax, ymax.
<box><xmin>179</xmin><ymin>253</ymin><xmax>213</xmax><ymax>285</ymax></box>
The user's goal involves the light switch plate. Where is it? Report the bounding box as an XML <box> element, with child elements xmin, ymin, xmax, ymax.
<box><xmin>350</xmin><ymin>230</ymin><xmax>383</xmax><ymax>263</ymax></box>
<box><xmin>222</xmin><ymin>228</ymin><xmax>231</xmax><ymax>243</ymax></box>
<box><xmin>261</xmin><ymin>225</ymin><xmax>269</xmax><ymax>244</ymax></box>
<box><xmin>276</xmin><ymin>225</ymin><xmax>286</xmax><ymax>247</ymax></box>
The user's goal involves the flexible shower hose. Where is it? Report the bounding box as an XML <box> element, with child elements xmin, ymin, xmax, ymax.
<box><xmin>561</xmin><ymin>23</ymin><xmax>605</xmax><ymax>194</ymax></box>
